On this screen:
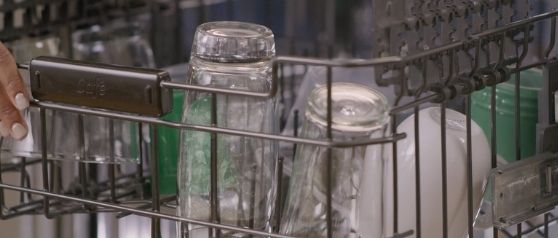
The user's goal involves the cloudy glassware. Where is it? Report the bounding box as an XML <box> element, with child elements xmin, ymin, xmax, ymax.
<box><xmin>280</xmin><ymin>82</ymin><xmax>390</xmax><ymax>238</ymax></box>
<box><xmin>72</xmin><ymin>23</ymin><xmax>155</xmax><ymax>68</ymax></box>
<box><xmin>178</xmin><ymin>21</ymin><xmax>277</xmax><ymax>237</ymax></box>
<box><xmin>48</xmin><ymin>22</ymin><xmax>154</xmax><ymax>163</ymax></box>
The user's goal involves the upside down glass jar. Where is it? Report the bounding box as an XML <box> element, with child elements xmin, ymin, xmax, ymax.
<box><xmin>178</xmin><ymin>21</ymin><xmax>278</xmax><ymax>237</ymax></box>
<box><xmin>280</xmin><ymin>82</ymin><xmax>390</xmax><ymax>238</ymax></box>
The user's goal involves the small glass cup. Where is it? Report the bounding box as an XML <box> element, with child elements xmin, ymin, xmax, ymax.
<box><xmin>280</xmin><ymin>82</ymin><xmax>390</xmax><ymax>238</ymax></box>
<box><xmin>48</xmin><ymin>22</ymin><xmax>154</xmax><ymax>163</ymax></box>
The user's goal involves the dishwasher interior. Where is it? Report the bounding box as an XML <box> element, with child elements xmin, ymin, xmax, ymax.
<box><xmin>0</xmin><ymin>0</ymin><xmax>558</xmax><ymax>238</ymax></box>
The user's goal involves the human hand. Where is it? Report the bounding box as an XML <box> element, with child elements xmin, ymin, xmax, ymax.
<box><xmin>0</xmin><ymin>42</ymin><xmax>29</xmax><ymax>140</ymax></box>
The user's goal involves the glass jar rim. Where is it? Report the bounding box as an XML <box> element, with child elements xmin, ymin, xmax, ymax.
<box><xmin>191</xmin><ymin>21</ymin><xmax>275</xmax><ymax>63</ymax></box>
<box><xmin>306</xmin><ymin>82</ymin><xmax>390</xmax><ymax>134</ymax></box>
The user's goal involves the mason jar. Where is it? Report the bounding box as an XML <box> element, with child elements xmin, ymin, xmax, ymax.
<box><xmin>280</xmin><ymin>82</ymin><xmax>390</xmax><ymax>238</ymax></box>
<box><xmin>178</xmin><ymin>21</ymin><xmax>278</xmax><ymax>237</ymax></box>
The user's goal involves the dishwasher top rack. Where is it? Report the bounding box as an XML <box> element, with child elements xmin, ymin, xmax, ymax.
<box><xmin>1</xmin><ymin>3</ymin><xmax>558</xmax><ymax>238</ymax></box>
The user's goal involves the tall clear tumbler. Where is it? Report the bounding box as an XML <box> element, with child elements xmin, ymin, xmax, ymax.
<box><xmin>178</xmin><ymin>22</ymin><xmax>278</xmax><ymax>237</ymax></box>
<box><xmin>280</xmin><ymin>82</ymin><xmax>390</xmax><ymax>238</ymax></box>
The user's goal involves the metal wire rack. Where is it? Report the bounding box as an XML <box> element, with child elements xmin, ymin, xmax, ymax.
<box><xmin>0</xmin><ymin>1</ymin><xmax>558</xmax><ymax>238</ymax></box>
<box><xmin>0</xmin><ymin>0</ymin><xmax>153</xmax><ymax>39</ymax></box>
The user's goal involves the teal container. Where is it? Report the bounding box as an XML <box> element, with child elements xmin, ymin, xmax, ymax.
<box><xmin>156</xmin><ymin>90</ymin><xmax>185</xmax><ymax>195</ymax></box>
<box><xmin>471</xmin><ymin>69</ymin><xmax>542</xmax><ymax>163</ymax></box>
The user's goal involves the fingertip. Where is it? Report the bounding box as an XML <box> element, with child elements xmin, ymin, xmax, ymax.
<box><xmin>10</xmin><ymin>122</ymin><xmax>27</xmax><ymax>140</ymax></box>
<box><xmin>14</xmin><ymin>92</ymin><xmax>29</xmax><ymax>110</ymax></box>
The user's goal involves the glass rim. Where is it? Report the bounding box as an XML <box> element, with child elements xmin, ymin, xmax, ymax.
<box><xmin>306</xmin><ymin>82</ymin><xmax>390</xmax><ymax>133</ymax></box>
<box><xmin>196</xmin><ymin>21</ymin><xmax>274</xmax><ymax>39</ymax></box>
<box><xmin>192</xmin><ymin>21</ymin><xmax>275</xmax><ymax>63</ymax></box>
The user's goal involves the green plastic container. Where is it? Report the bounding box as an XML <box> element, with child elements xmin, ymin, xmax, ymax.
<box><xmin>471</xmin><ymin>69</ymin><xmax>542</xmax><ymax>163</ymax></box>
<box><xmin>156</xmin><ymin>90</ymin><xmax>185</xmax><ymax>195</ymax></box>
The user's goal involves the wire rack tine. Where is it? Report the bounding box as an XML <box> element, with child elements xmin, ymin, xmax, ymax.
<box><xmin>39</xmin><ymin>107</ymin><xmax>52</xmax><ymax>218</ymax></box>
<box><xmin>138</xmin><ymin>123</ymin><xmax>145</xmax><ymax>199</ymax></box>
<box><xmin>325</xmin><ymin>65</ymin><xmax>334</xmax><ymax>238</ymax></box>
<box><xmin>108</xmin><ymin>119</ymin><xmax>117</xmax><ymax>203</ymax></box>
<box><xmin>150</xmin><ymin>125</ymin><xmax>161</xmax><ymax>238</ymax></box>
<box><xmin>440</xmin><ymin>102</ymin><xmax>448</xmax><ymax>238</ymax></box>
<box><xmin>391</xmin><ymin>66</ymin><xmax>407</xmax><ymax>236</ymax></box>
<box><xmin>209</xmin><ymin>91</ymin><xmax>221</xmax><ymax>237</ymax></box>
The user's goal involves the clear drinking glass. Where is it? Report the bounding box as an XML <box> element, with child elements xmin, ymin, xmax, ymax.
<box><xmin>48</xmin><ymin>22</ymin><xmax>154</xmax><ymax>163</ymax></box>
<box><xmin>0</xmin><ymin>36</ymin><xmax>61</xmax><ymax>162</ymax></box>
<box><xmin>280</xmin><ymin>82</ymin><xmax>390</xmax><ymax>238</ymax></box>
<box><xmin>178</xmin><ymin>21</ymin><xmax>277</xmax><ymax>237</ymax></box>
<box><xmin>72</xmin><ymin>23</ymin><xmax>155</xmax><ymax>67</ymax></box>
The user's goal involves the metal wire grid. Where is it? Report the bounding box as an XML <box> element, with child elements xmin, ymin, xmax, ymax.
<box><xmin>0</xmin><ymin>0</ymin><xmax>155</xmax><ymax>40</ymax></box>
<box><xmin>0</xmin><ymin>0</ymin><xmax>335</xmax><ymax>68</ymax></box>
<box><xmin>0</xmin><ymin>5</ymin><xmax>556</xmax><ymax>238</ymax></box>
